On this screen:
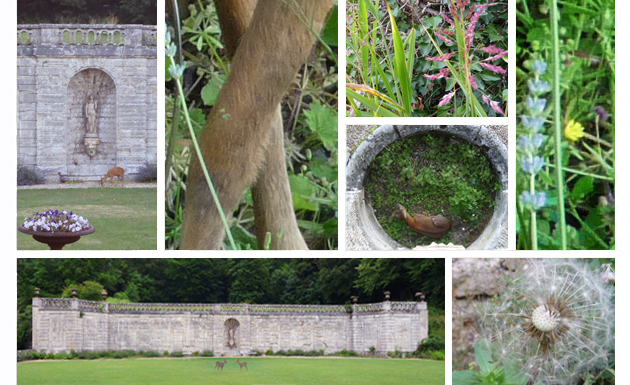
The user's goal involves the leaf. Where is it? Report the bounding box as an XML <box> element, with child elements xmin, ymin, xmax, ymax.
<box><xmin>201</xmin><ymin>74</ymin><xmax>226</xmax><ymax>106</ymax></box>
<box><xmin>303</xmin><ymin>101</ymin><xmax>338</xmax><ymax>152</ymax></box>
<box><xmin>451</xmin><ymin>370</ymin><xmax>480</xmax><ymax>385</ymax></box>
<box><xmin>289</xmin><ymin>175</ymin><xmax>320</xmax><ymax>212</ymax></box>
<box><xmin>474</xmin><ymin>340</ymin><xmax>495</xmax><ymax>373</ymax></box>
<box><xmin>570</xmin><ymin>176</ymin><xmax>594</xmax><ymax>201</ymax></box>
<box><xmin>165</xmin><ymin>56</ymin><xmax>172</xmax><ymax>81</ymax></box>
<box><xmin>310</xmin><ymin>159</ymin><xmax>337</xmax><ymax>184</ymax></box>
<box><xmin>320</xmin><ymin>5</ymin><xmax>338</xmax><ymax>47</ymax></box>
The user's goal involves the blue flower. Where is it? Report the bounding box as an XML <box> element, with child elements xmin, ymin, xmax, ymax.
<box><xmin>521</xmin><ymin>116</ymin><xmax>545</xmax><ymax>132</ymax></box>
<box><xmin>528</xmin><ymin>79</ymin><xmax>550</xmax><ymax>94</ymax></box>
<box><xmin>532</xmin><ymin>60</ymin><xmax>547</xmax><ymax>75</ymax></box>
<box><xmin>521</xmin><ymin>156</ymin><xmax>545</xmax><ymax>174</ymax></box>
<box><xmin>526</xmin><ymin>97</ymin><xmax>546</xmax><ymax>114</ymax></box>
<box><xmin>520</xmin><ymin>191</ymin><xmax>547</xmax><ymax>210</ymax></box>
<box><xmin>518</xmin><ymin>134</ymin><xmax>545</xmax><ymax>152</ymax></box>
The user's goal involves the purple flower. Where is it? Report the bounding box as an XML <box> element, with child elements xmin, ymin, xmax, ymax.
<box><xmin>596</xmin><ymin>106</ymin><xmax>610</xmax><ymax>121</ymax></box>
<box><xmin>519</xmin><ymin>134</ymin><xmax>545</xmax><ymax>152</ymax></box>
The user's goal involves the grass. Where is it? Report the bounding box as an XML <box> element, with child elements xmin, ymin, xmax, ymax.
<box><xmin>17</xmin><ymin>188</ymin><xmax>156</xmax><ymax>250</ymax></box>
<box><xmin>17</xmin><ymin>357</ymin><xmax>444</xmax><ymax>385</ymax></box>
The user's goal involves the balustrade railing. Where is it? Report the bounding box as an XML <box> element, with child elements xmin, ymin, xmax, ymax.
<box><xmin>35</xmin><ymin>299</ymin><xmax>425</xmax><ymax>314</ymax></box>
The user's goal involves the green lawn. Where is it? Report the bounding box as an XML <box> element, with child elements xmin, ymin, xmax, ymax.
<box><xmin>17</xmin><ymin>188</ymin><xmax>157</xmax><ymax>250</ymax></box>
<box><xmin>17</xmin><ymin>357</ymin><xmax>444</xmax><ymax>385</ymax></box>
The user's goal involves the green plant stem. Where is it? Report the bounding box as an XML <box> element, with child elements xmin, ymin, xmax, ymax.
<box><xmin>550</xmin><ymin>0</ymin><xmax>567</xmax><ymax>250</ymax></box>
<box><xmin>169</xmin><ymin>57</ymin><xmax>236</xmax><ymax>250</ymax></box>
<box><xmin>530</xmin><ymin>173</ymin><xmax>538</xmax><ymax>250</ymax></box>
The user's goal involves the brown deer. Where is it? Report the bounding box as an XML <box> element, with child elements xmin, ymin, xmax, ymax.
<box><xmin>100</xmin><ymin>167</ymin><xmax>124</xmax><ymax>186</ymax></box>
<box><xmin>214</xmin><ymin>358</ymin><xmax>227</xmax><ymax>371</ymax></box>
<box><xmin>236</xmin><ymin>358</ymin><xmax>248</xmax><ymax>371</ymax></box>
<box><xmin>391</xmin><ymin>203</ymin><xmax>452</xmax><ymax>238</ymax></box>
<box><xmin>175</xmin><ymin>0</ymin><xmax>335</xmax><ymax>250</ymax></box>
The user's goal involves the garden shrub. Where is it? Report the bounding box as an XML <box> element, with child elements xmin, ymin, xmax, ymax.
<box><xmin>17</xmin><ymin>165</ymin><xmax>46</xmax><ymax>186</ymax></box>
<box><xmin>170</xmin><ymin>351</ymin><xmax>184</xmax><ymax>357</ymax></box>
<box><xmin>199</xmin><ymin>350</ymin><xmax>213</xmax><ymax>357</ymax></box>
<box><xmin>143</xmin><ymin>350</ymin><xmax>161</xmax><ymax>358</ymax></box>
<box><xmin>136</xmin><ymin>162</ymin><xmax>157</xmax><ymax>182</ymax></box>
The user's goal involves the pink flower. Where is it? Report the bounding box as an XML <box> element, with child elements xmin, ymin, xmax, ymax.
<box><xmin>423</xmin><ymin>68</ymin><xmax>450</xmax><ymax>80</ymax></box>
<box><xmin>481</xmin><ymin>45</ymin><xmax>504</xmax><ymax>54</ymax></box>
<box><xmin>480</xmin><ymin>62</ymin><xmax>506</xmax><ymax>74</ymax></box>
<box><xmin>483</xmin><ymin>50</ymin><xmax>508</xmax><ymax>61</ymax></box>
<box><xmin>426</xmin><ymin>52</ymin><xmax>456</xmax><ymax>62</ymax></box>
<box><xmin>438</xmin><ymin>90</ymin><xmax>456</xmax><ymax>107</ymax></box>
<box><xmin>469</xmin><ymin>74</ymin><xmax>478</xmax><ymax>90</ymax></box>
<box><xmin>440</xmin><ymin>12</ymin><xmax>455</xmax><ymax>27</ymax></box>
<box><xmin>482</xmin><ymin>95</ymin><xmax>505</xmax><ymax>116</ymax></box>
<box><xmin>438</xmin><ymin>29</ymin><xmax>455</xmax><ymax>36</ymax></box>
<box><xmin>435</xmin><ymin>31</ymin><xmax>454</xmax><ymax>45</ymax></box>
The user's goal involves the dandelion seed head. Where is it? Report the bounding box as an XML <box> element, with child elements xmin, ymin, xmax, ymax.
<box><xmin>477</xmin><ymin>259</ymin><xmax>615</xmax><ymax>385</ymax></box>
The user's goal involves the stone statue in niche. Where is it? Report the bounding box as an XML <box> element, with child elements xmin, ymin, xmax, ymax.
<box><xmin>85</xmin><ymin>95</ymin><xmax>98</xmax><ymax>134</ymax></box>
<box><xmin>225</xmin><ymin>318</ymin><xmax>239</xmax><ymax>349</ymax></box>
<box><xmin>83</xmin><ymin>94</ymin><xmax>100</xmax><ymax>157</ymax></box>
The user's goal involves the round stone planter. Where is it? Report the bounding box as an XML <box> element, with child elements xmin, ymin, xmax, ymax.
<box><xmin>346</xmin><ymin>125</ymin><xmax>507</xmax><ymax>250</ymax></box>
<box><xmin>18</xmin><ymin>225</ymin><xmax>96</xmax><ymax>250</ymax></box>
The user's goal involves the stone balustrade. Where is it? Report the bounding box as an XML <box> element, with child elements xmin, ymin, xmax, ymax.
<box><xmin>17</xmin><ymin>24</ymin><xmax>157</xmax><ymax>57</ymax></box>
<box><xmin>36</xmin><ymin>298</ymin><xmax>425</xmax><ymax>315</ymax></box>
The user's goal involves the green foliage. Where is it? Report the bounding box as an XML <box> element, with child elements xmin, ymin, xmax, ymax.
<box><xmin>346</xmin><ymin>0</ymin><xmax>507</xmax><ymax>116</ymax></box>
<box><xmin>200</xmin><ymin>350</ymin><xmax>214</xmax><ymax>357</ymax></box>
<box><xmin>142</xmin><ymin>351</ymin><xmax>161</xmax><ymax>358</ymax></box>
<box><xmin>364</xmin><ymin>134</ymin><xmax>499</xmax><ymax>248</ymax></box>
<box><xmin>170</xmin><ymin>351</ymin><xmax>184</xmax><ymax>357</ymax></box>
<box><xmin>135</xmin><ymin>162</ymin><xmax>158</xmax><ymax>183</ymax></box>
<box><xmin>17</xmin><ymin>0</ymin><xmax>156</xmax><ymax>24</ymax></box>
<box><xmin>516</xmin><ymin>0</ymin><xmax>615</xmax><ymax>250</ymax></box>
<box><xmin>452</xmin><ymin>341</ymin><xmax>529</xmax><ymax>385</ymax></box>
<box><xmin>61</xmin><ymin>281</ymin><xmax>105</xmax><ymax>302</ymax></box>
<box><xmin>165</xmin><ymin>1</ymin><xmax>338</xmax><ymax>250</ymax></box>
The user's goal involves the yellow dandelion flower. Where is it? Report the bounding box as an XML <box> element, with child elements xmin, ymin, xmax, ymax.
<box><xmin>564</xmin><ymin>120</ymin><xmax>584</xmax><ymax>142</ymax></box>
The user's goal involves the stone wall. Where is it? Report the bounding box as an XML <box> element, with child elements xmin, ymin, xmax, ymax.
<box><xmin>17</xmin><ymin>25</ymin><xmax>157</xmax><ymax>183</ymax></box>
<box><xmin>32</xmin><ymin>299</ymin><xmax>428</xmax><ymax>355</ymax></box>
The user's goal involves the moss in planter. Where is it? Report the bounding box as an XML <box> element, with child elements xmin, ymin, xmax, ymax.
<box><xmin>364</xmin><ymin>133</ymin><xmax>501</xmax><ymax>247</ymax></box>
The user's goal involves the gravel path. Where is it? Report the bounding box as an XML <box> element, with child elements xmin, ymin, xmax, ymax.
<box><xmin>18</xmin><ymin>182</ymin><xmax>157</xmax><ymax>190</ymax></box>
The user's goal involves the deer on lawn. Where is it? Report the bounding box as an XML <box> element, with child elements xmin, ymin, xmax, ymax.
<box><xmin>169</xmin><ymin>0</ymin><xmax>335</xmax><ymax>250</ymax></box>
<box><xmin>214</xmin><ymin>358</ymin><xmax>227</xmax><ymax>371</ymax></box>
<box><xmin>391</xmin><ymin>203</ymin><xmax>452</xmax><ymax>238</ymax></box>
<box><xmin>236</xmin><ymin>359</ymin><xmax>248</xmax><ymax>371</ymax></box>
<box><xmin>100</xmin><ymin>167</ymin><xmax>124</xmax><ymax>186</ymax></box>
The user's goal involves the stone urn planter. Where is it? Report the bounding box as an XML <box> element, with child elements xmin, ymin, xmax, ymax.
<box><xmin>18</xmin><ymin>225</ymin><xmax>95</xmax><ymax>250</ymax></box>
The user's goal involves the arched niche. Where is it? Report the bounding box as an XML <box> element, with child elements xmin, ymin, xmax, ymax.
<box><xmin>224</xmin><ymin>318</ymin><xmax>240</xmax><ymax>349</ymax></box>
<box><xmin>65</xmin><ymin>68</ymin><xmax>117</xmax><ymax>178</ymax></box>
